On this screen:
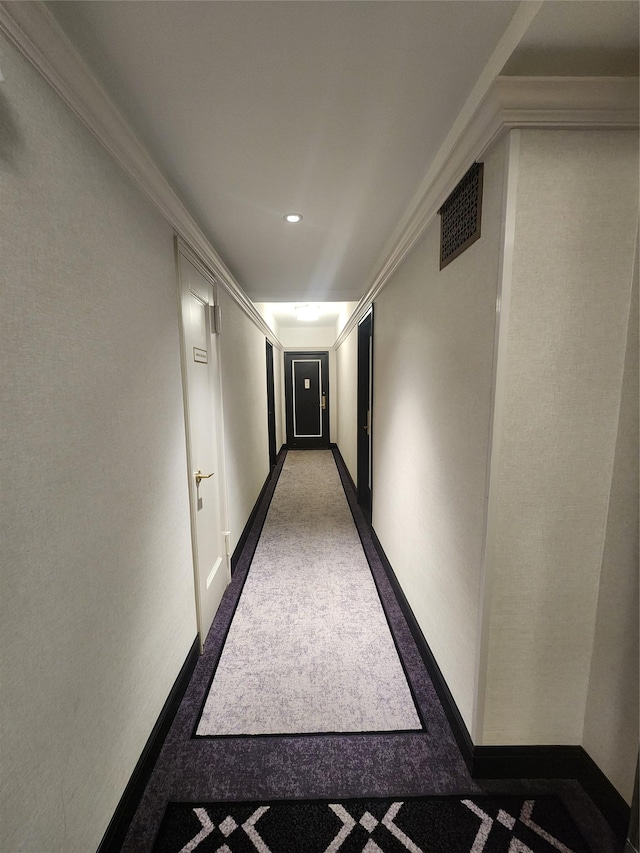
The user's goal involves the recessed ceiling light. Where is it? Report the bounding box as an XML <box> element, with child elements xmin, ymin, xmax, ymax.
<box><xmin>284</xmin><ymin>213</ymin><xmax>302</xmax><ymax>223</ymax></box>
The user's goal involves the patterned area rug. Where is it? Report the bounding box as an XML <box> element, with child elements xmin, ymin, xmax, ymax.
<box><xmin>195</xmin><ymin>450</ymin><xmax>422</xmax><ymax>736</ymax></box>
<box><xmin>152</xmin><ymin>796</ymin><xmax>592</xmax><ymax>852</ymax></box>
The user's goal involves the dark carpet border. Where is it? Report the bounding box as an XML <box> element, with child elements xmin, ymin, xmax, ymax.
<box><xmin>154</xmin><ymin>791</ymin><xmax>551</xmax><ymax>810</ymax></box>
<box><xmin>330</xmin><ymin>446</ymin><xmax>428</xmax><ymax>733</ymax></box>
<box><xmin>368</xmin><ymin>525</ymin><xmax>475</xmax><ymax>768</ymax></box>
<box><xmin>97</xmin><ymin>636</ymin><xmax>200</xmax><ymax>853</ymax></box>
<box><xmin>191</xmin><ymin>446</ymin><xmax>288</xmax><ymax>739</ymax></box>
<box><xmin>231</xmin><ymin>445</ymin><xmax>287</xmax><ymax>573</ymax></box>
<box><xmin>330</xmin><ymin>446</ymin><xmax>631</xmax><ymax>843</ymax></box>
<box><xmin>193</xmin><ymin>445</ymin><xmax>425</xmax><ymax>739</ymax></box>
<box><xmin>192</xmin><ymin>728</ymin><xmax>425</xmax><ymax>741</ymax></box>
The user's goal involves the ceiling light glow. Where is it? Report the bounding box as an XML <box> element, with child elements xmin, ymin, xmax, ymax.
<box><xmin>295</xmin><ymin>304</ymin><xmax>320</xmax><ymax>322</ymax></box>
<box><xmin>284</xmin><ymin>213</ymin><xmax>302</xmax><ymax>223</ymax></box>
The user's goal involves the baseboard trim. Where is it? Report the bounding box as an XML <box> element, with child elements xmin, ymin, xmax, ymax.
<box><xmin>576</xmin><ymin>748</ymin><xmax>632</xmax><ymax>842</ymax></box>
<box><xmin>332</xmin><ymin>445</ymin><xmax>357</xmax><ymax>497</ymax></box>
<box><xmin>231</xmin><ymin>445</ymin><xmax>286</xmax><ymax>573</ymax></box>
<box><xmin>97</xmin><ymin>635</ymin><xmax>200</xmax><ymax>853</ymax></box>
<box><xmin>369</xmin><ymin>527</ymin><xmax>475</xmax><ymax>770</ymax></box>
<box><xmin>368</xmin><ymin>526</ymin><xmax>631</xmax><ymax>841</ymax></box>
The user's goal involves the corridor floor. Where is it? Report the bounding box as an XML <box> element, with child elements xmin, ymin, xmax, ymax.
<box><xmin>121</xmin><ymin>450</ymin><xmax>619</xmax><ymax>852</ymax></box>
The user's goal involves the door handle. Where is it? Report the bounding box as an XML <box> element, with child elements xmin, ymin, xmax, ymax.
<box><xmin>195</xmin><ymin>470</ymin><xmax>214</xmax><ymax>485</ymax></box>
<box><xmin>321</xmin><ymin>394</ymin><xmax>326</xmax><ymax>410</ymax></box>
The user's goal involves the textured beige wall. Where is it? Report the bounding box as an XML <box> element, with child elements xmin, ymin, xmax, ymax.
<box><xmin>336</xmin><ymin>325</ymin><xmax>358</xmax><ymax>484</ymax></box>
<box><xmin>483</xmin><ymin>131</ymin><xmax>639</xmax><ymax>757</ymax></box>
<box><xmin>0</xmin><ymin>35</ymin><xmax>197</xmax><ymax>853</ymax></box>
<box><xmin>278</xmin><ymin>325</ymin><xmax>336</xmax><ymax>349</ymax></box>
<box><xmin>218</xmin><ymin>288</ymin><xmax>271</xmax><ymax>553</ymax></box>
<box><xmin>583</xmin><ymin>246</ymin><xmax>639</xmax><ymax>803</ymax></box>
<box><xmin>372</xmin><ymin>138</ymin><xmax>506</xmax><ymax>729</ymax></box>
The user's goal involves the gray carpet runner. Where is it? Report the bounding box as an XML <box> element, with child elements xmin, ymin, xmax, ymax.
<box><xmin>196</xmin><ymin>450</ymin><xmax>421</xmax><ymax>736</ymax></box>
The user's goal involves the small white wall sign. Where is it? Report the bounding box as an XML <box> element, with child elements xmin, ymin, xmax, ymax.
<box><xmin>193</xmin><ymin>347</ymin><xmax>208</xmax><ymax>363</ymax></box>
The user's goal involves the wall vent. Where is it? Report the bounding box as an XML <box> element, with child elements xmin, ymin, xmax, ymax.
<box><xmin>439</xmin><ymin>162</ymin><xmax>484</xmax><ymax>269</ymax></box>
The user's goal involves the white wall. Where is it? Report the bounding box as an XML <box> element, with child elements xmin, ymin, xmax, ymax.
<box><xmin>371</xmin><ymin>137</ymin><xmax>507</xmax><ymax>730</ymax></box>
<box><xmin>234</xmin><ymin>302</ymin><xmax>285</xmax><ymax>455</ymax></box>
<box><xmin>278</xmin><ymin>325</ymin><xmax>337</xmax><ymax>349</ymax></box>
<box><xmin>360</xmin><ymin>128</ymin><xmax>638</xmax><ymax>802</ymax></box>
<box><xmin>482</xmin><ymin>132</ymin><xmax>639</xmax><ymax>786</ymax></box>
<box><xmin>218</xmin><ymin>288</ymin><xmax>271</xmax><ymax>553</ymax></box>
<box><xmin>336</xmin><ymin>325</ymin><xmax>358</xmax><ymax>484</ymax></box>
<box><xmin>0</xmin><ymin>34</ymin><xmax>196</xmax><ymax>853</ymax></box>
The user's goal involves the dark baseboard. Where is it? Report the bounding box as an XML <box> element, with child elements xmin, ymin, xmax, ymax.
<box><xmin>231</xmin><ymin>445</ymin><xmax>286</xmax><ymax>574</ymax></box>
<box><xmin>97</xmin><ymin>636</ymin><xmax>200</xmax><ymax>853</ymax></box>
<box><xmin>576</xmin><ymin>748</ymin><xmax>632</xmax><ymax>842</ymax></box>
<box><xmin>369</xmin><ymin>526</ymin><xmax>631</xmax><ymax>842</ymax></box>
<box><xmin>472</xmin><ymin>744</ymin><xmax>581</xmax><ymax>780</ymax></box>
<box><xmin>369</xmin><ymin>527</ymin><xmax>475</xmax><ymax>770</ymax></box>
<box><xmin>332</xmin><ymin>445</ymin><xmax>356</xmax><ymax>496</ymax></box>
<box><xmin>473</xmin><ymin>745</ymin><xmax>630</xmax><ymax>840</ymax></box>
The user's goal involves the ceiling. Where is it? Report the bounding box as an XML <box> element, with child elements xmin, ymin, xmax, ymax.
<box><xmin>48</xmin><ymin>1</ymin><xmax>638</xmax><ymax>308</ymax></box>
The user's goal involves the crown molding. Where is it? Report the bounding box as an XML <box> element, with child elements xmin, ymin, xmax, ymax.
<box><xmin>334</xmin><ymin>75</ymin><xmax>639</xmax><ymax>348</ymax></box>
<box><xmin>1</xmin><ymin>2</ymin><xmax>635</xmax><ymax>353</ymax></box>
<box><xmin>0</xmin><ymin>1</ymin><xmax>282</xmax><ymax>349</ymax></box>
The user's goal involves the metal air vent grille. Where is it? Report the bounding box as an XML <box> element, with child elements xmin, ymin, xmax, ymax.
<box><xmin>439</xmin><ymin>162</ymin><xmax>484</xmax><ymax>269</ymax></box>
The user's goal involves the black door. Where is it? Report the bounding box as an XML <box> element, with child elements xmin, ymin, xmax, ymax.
<box><xmin>284</xmin><ymin>351</ymin><xmax>329</xmax><ymax>449</ymax></box>
<box><xmin>357</xmin><ymin>309</ymin><xmax>373</xmax><ymax>518</ymax></box>
<box><xmin>266</xmin><ymin>339</ymin><xmax>277</xmax><ymax>471</ymax></box>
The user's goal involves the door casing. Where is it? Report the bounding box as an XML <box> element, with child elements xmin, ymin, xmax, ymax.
<box><xmin>176</xmin><ymin>238</ymin><xmax>230</xmax><ymax>651</ymax></box>
<box><xmin>284</xmin><ymin>351</ymin><xmax>330</xmax><ymax>449</ymax></box>
<box><xmin>266</xmin><ymin>339</ymin><xmax>277</xmax><ymax>471</ymax></box>
<box><xmin>357</xmin><ymin>309</ymin><xmax>374</xmax><ymax>519</ymax></box>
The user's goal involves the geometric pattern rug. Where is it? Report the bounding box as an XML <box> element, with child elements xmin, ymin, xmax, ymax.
<box><xmin>152</xmin><ymin>796</ymin><xmax>592</xmax><ymax>852</ymax></box>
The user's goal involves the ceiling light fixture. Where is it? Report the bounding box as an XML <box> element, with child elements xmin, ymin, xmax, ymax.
<box><xmin>284</xmin><ymin>213</ymin><xmax>302</xmax><ymax>223</ymax></box>
<box><xmin>295</xmin><ymin>304</ymin><xmax>320</xmax><ymax>322</ymax></box>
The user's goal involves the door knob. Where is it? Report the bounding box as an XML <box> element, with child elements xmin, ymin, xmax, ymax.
<box><xmin>195</xmin><ymin>470</ymin><xmax>214</xmax><ymax>485</ymax></box>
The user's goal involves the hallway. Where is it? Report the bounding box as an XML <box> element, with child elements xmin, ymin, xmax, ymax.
<box><xmin>1</xmin><ymin>5</ymin><xmax>637</xmax><ymax>850</ymax></box>
<box><xmin>120</xmin><ymin>450</ymin><xmax>617</xmax><ymax>852</ymax></box>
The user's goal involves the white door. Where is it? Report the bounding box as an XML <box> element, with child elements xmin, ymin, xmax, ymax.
<box><xmin>176</xmin><ymin>240</ymin><xmax>229</xmax><ymax>649</ymax></box>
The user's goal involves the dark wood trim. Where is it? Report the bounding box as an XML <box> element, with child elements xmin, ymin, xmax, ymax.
<box><xmin>575</xmin><ymin>748</ymin><xmax>633</xmax><ymax>842</ymax></box>
<box><xmin>231</xmin><ymin>445</ymin><xmax>286</xmax><ymax>574</ymax></box>
<box><xmin>370</xmin><ymin>527</ymin><xmax>474</xmax><ymax>770</ymax></box>
<box><xmin>265</xmin><ymin>340</ymin><xmax>277</xmax><ymax>472</ymax></box>
<box><xmin>368</xmin><ymin>526</ymin><xmax>631</xmax><ymax>842</ymax></box>
<box><xmin>357</xmin><ymin>309</ymin><xmax>374</xmax><ymax>521</ymax></box>
<box><xmin>627</xmin><ymin>759</ymin><xmax>638</xmax><ymax>850</ymax></box>
<box><xmin>472</xmin><ymin>744</ymin><xmax>581</xmax><ymax>780</ymax></box>
<box><xmin>332</xmin><ymin>444</ymin><xmax>357</xmax><ymax>497</ymax></box>
<box><xmin>97</xmin><ymin>636</ymin><xmax>200</xmax><ymax>853</ymax></box>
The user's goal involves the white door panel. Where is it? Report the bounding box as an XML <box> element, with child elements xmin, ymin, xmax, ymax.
<box><xmin>177</xmin><ymin>243</ymin><xmax>229</xmax><ymax>648</ymax></box>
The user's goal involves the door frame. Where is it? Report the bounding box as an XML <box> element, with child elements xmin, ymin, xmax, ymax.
<box><xmin>265</xmin><ymin>339</ymin><xmax>277</xmax><ymax>472</ymax></box>
<box><xmin>175</xmin><ymin>237</ymin><xmax>230</xmax><ymax>651</ymax></box>
<box><xmin>357</xmin><ymin>308</ymin><xmax>374</xmax><ymax>519</ymax></box>
<box><xmin>283</xmin><ymin>350</ymin><xmax>330</xmax><ymax>449</ymax></box>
